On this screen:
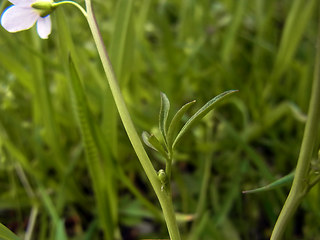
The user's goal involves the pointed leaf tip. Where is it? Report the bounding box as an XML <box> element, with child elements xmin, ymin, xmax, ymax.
<box><xmin>172</xmin><ymin>90</ymin><xmax>238</xmax><ymax>148</ymax></box>
<box><xmin>242</xmin><ymin>172</ymin><xmax>294</xmax><ymax>194</ymax></box>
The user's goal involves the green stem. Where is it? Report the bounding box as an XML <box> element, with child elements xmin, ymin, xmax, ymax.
<box><xmin>188</xmin><ymin>120</ymin><xmax>214</xmax><ymax>240</ymax></box>
<box><xmin>53</xmin><ymin>1</ymin><xmax>87</xmax><ymax>17</ymax></box>
<box><xmin>165</xmin><ymin>154</ymin><xmax>173</xmax><ymax>181</ymax></box>
<box><xmin>84</xmin><ymin>1</ymin><xmax>181</xmax><ymax>239</ymax></box>
<box><xmin>24</xmin><ymin>206</ymin><xmax>39</xmax><ymax>240</ymax></box>
<box><xmin>270</xmin><ymin>6</ymin><xmax>320</xmax><ymax>240</ymax></box>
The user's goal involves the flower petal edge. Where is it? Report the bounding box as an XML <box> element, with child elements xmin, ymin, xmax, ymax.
<box><xmin>1</xmin><ymin>5</ymin><xmax>39</xmax><ymax>32</ymax></box>
<box><xmin>36</xmin><ymin>15</ymin><xmax>51</xmax><ymax>39</ymax></box>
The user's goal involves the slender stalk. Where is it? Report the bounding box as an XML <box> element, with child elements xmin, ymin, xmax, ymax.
<box><xmin>188</xmin><ymin>120</ymin><xmax>214</xmax><ymax>240</ymax></box>
<box><xmin>15</xmin><ymin>164</ymin><xmax>39</xmax><ymax>240</ymax></box>
<box><xmin>15</xmin><ymin>164</ymin><xmax>35</xmax><ymax>199</ymax></box>
<box><xmin>53</xmin><ymin>1</ymin><xmax>87</xmax><ymax>17</ymax></box>
<box><xmin>24</xmin><ymin>206</ymin><xmax>39</xmax><ymax>240</ymax></box>
<box><xmin>84</xmin><ymin>1</ymin><xmax>181</xmax><ymax>239</ymax></box>
<box><xmin>270</xmin><ymin>6</ymin><xmax>320</xmax><ymax>239</ymax></box>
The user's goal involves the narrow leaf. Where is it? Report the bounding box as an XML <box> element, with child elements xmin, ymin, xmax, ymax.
<box><xmin>159</xmin><ymin>92</ymin><xmax>170</xmax><ymax>143</ymax></box>
<box><xmin>68</xmin><ymin>56</ymin><xmax>115</xmax><ymax>237</ymax></box>
<box><xmin>109</xmin><ymin>0</ymin><xmax>134</xmax><ymax>82</ymax></box>
<box><xmin>142</xmin><ymin>131</ymin><xmax>168</xmax><ymax>159</ymax></box>
<box><xmin>166</xmin><ymin>100</ymin><xmax>196</xmax><ymax>149</ymax></box>
<box><xmin>0</xmin><ymin>223</ymin><xmax>20</xmax><ymax>240</ymax></box>
<box><xmin>173</xmin><ymin>90</ymin><xmax>238</xmax><ymax>148</ymax></box>
<box><xmin>242</xmin><ymin>172</ymin><xmax>294</xmax><ymax>194</ymax></box>
<box><xmin>55</xmin><ymin>220</ymin><xmax>68</xmax><ymax>240</ymax></box>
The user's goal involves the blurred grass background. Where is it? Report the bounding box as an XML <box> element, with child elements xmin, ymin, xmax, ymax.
<box><xmin>0</xmin><ymin>0</ymin><xmax>320</xmax><ymax>239</ymax></box>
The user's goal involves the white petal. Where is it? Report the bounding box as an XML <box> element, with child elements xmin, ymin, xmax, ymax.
<box><xmin>1</xmin><ymin>6</ymin><xmax>39</xmax><ymax>32</ymax></box>
<box><xmin>36</xmin><ymin>15</ymin><xmax>51</xmax><ymax>39</ymax></box>
<box><xmin>8</xmin><ymin>0</ymin><xmax>36</xmax><ymax>7</ymax></box>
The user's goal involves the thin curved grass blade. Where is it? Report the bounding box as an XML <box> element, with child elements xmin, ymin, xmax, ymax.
<box><xmin>68</xmin><ymin>56</ymin><xmax>114</xmax><ymax>238</ymax></box>
<box><xmin>242</xmin><ymin>172</ymin><xmax>294</xmax><ymax>194</ymax></box>
<box><xmin>0</xmin><ymin>223</ymin><xmax>20</xmax><ymax>240</ymax></box>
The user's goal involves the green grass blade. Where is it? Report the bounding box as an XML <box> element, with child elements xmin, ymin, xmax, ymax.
<box><xmin>0</xmin><ymin>223</ymin><xmax>21</xmax><ymax>240</ymax></box>
<box><xmin>109</xmin><ymin>0</ymin><xmax>134</xmax><ymax>82</ymax></box>
<box><xmin>55</xmin><ymin>220</ymin><xmax>68</xmax><ymax>240</ymax></box>
<box><xmin>173</xmin><ymin>90</ymin><xmax>238</xmax><ymax>148</ymax></box>
<box><xmin>38</xmin><ymin>186</ymin><xmax>68</xmax><ymax>239</ymax></box>
<box><xmin>135</xmin><ymin>0</ymin><xmax>151</xmax><ymax>41</ymax></box>
<box><xmin>68</xmin><ymin>56</ymin><xmax>114</xmax><ymax>240</ymax></box>
<box><xmin>55</xmin><ymin>10</ymin><xmax>116</xmax><ymax>239</ymax></box>
<box><xmin>267</xmin><ymin>0</ymin><xmax>316</xmax><ymax>94</ymax></box>
<box><xmin>38</xmin><ymin>186</ymin><xmax>60</xmax><ymax>228</ymax></box>
<box><xmin>105</xmin><ymin>0</ymin><xmax>134</xmax><ymax>156</ymax></box>
<box><xmin>178</xmin><ymin>0</ymin><xmax>196</xmax><ymax>42</ymax></box>
<box><xmin>243</xmin><ymin>172</ymin><xmax>294</xmax><ymax>194</ymax></box>
<box><xmin>221</xmin><ymin>0</ymin><xmax>247</xmax><ymax>63</ymax></box>
<box><xmin>1</xmin><ymin>141</ymin><xmax>34</xmax><ymax>177</ymax></box>
<box><xmin>29</xmin><ymin>32</ymin><xmax>65</xmax><ymax>175</ymax></box>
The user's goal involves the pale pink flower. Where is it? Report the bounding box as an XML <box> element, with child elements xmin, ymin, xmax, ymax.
<box><xmin>1</xmin><ymin>0</ymin><xmax>53</xmax><ymax>39</ymax></box>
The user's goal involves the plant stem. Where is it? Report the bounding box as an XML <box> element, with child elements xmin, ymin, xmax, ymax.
<box><xmin>24</xmin><ymin>206</ymin><xmax>39</xmax><ymax>240</ymax></box>
<box><xmin>188</xmin><ymin>120</ymin><xmax>214</xmax><ymax>240</ymax></box>
<box><xmin>53</xmin><ymin>1</ymin><xmax>87</xmax><ymax>17</ymax></box>
<box><xmin>84</xmin><ymin>1</ymin><xmax>181</xmax><ymax>239</ymax></box>
<box><xmin>270</xmin><ymin>6</ymin><xmax>320</xmax><ymax>240</ymax></box>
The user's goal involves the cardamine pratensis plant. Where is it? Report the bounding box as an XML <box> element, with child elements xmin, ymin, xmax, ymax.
<box><xmin>1</xmin><ymin>0</ymin><xmax>319</xmax><ymax>240</ymax></box>
<box><xmin>0</xmin><ymin>0</ymin><xmax>237</xmax><ymax>239</ymax></box>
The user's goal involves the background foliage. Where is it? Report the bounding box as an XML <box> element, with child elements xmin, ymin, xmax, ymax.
<box><xmin>0</xmin><ymin>0</ymin><xmax>319</xmax><ymax>239</ymax></box>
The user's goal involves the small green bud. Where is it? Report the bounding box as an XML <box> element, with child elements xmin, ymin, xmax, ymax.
<box><xmin>158</xmin><ymin>169</ymin><xmax>166</xmax><ymax>182</ymax></box>
<box><xmin>158</xmin><ymin>169</ymin><xmax>168</xmax><ymax>191</ymax></box>
<box><xmin>32</xmin><ymin>1</ymin><xmax>53</xmax><ymax>9</ymax></box>
<box><xmin>32</xmin><ymin>0</ymin><xmax>55</xmax><ymax>17</ymax></box>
